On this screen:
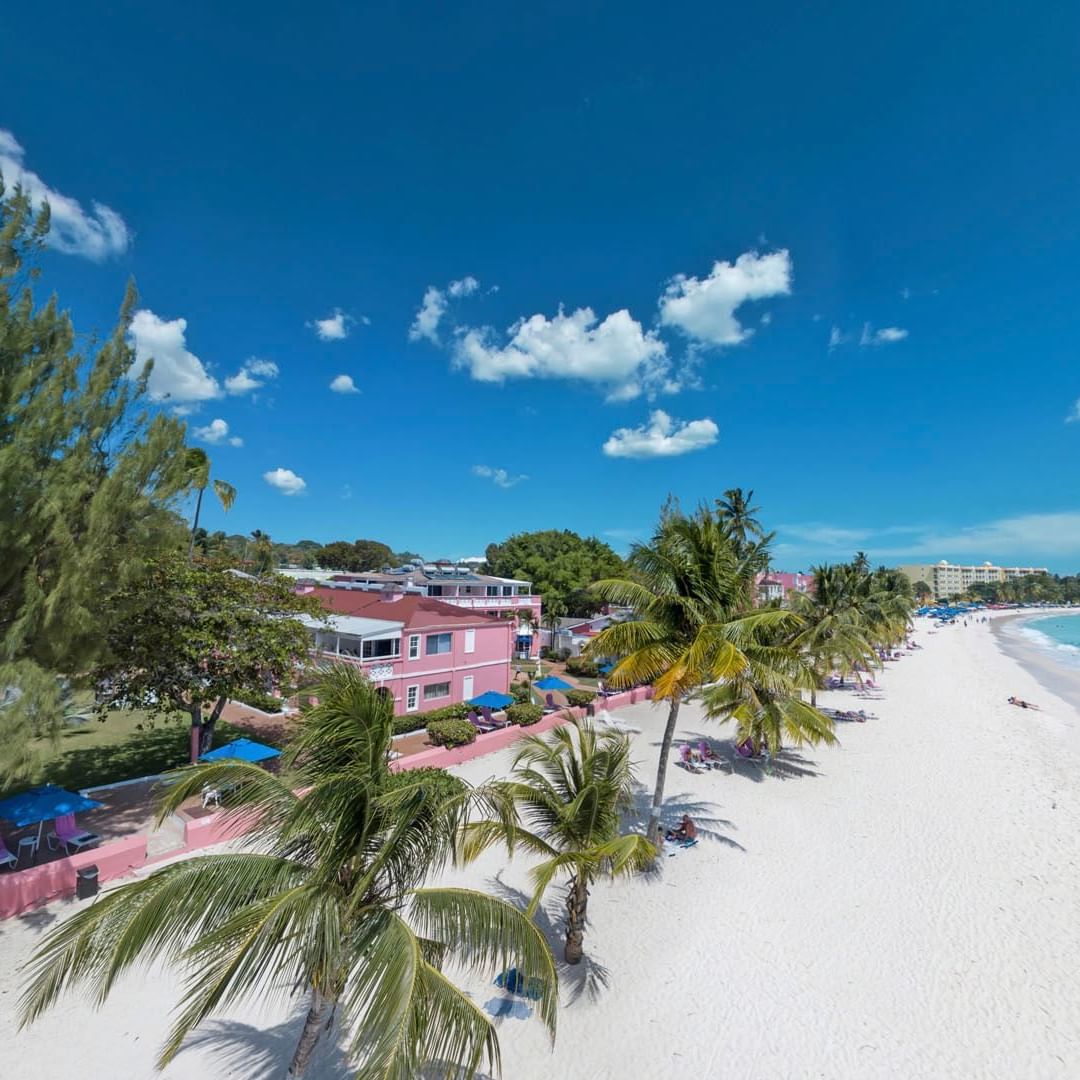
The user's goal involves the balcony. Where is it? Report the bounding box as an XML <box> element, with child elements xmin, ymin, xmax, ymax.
<box><xmin>440</xmin><ymin>595</ymin><xmax>542</xmax><ymax>612</ymax></box>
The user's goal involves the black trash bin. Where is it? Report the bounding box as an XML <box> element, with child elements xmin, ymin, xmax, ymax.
<box><xmin>75</xmin><ymin>865</ymin><xmax>99</xmax><ymax>899</ymax></box>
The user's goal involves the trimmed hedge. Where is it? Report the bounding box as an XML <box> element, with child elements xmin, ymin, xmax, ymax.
<box><xmin>565</xmin><ymin>689</ymin><xmax>596</xmax><ymax>708</ymax></box>
<box><xmin>426</xmin><ymin>718</ymin><xmax>477</xmax><ymax>748</ymax></box>
<box><xmin>236</xmin><ymin>692</ymin><xmax>285</xmax><ymax>714</ymax></box>
<box><xmin>507</xmin><ymin>703</ymin><xmax>543</xmax><ymax>726</ymax></box>
<box><xmin>511</xmin><ymin>682</ymin><xmax>532</xmax><ymax>704</ymax></box>
<box><xmin>393</xmin><ymin>715</ymin><xmax>428</xmax><ymax>736</ymax></box>
<box><xmin>420</xmin><ymin>702</ymin><xmax>475</xmax><ymax>724</ymax></box>
<box><xmin>565</xmin><ymin>656</ymin><xmax>599</xmax><ymax>678</ymax></box>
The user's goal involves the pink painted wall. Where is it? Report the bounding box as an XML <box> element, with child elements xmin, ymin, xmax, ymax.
<box><xmin>0</xmin><ymin>835</ymin><xmax>148</xmax><ymax>919</ymax></box>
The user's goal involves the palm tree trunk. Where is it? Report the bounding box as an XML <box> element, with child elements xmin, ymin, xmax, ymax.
<box><xmin>646</xmin><ymin>698</ymin><xmax>681</xmax><ymax>846</ymax></box>
<box><xmin>564</xmin><ymin>875</ymin><xmax>589</xmax><ymax>965</ymax></box>
<box><xmin>287</xmin><ymin>988</ymin><xmax>333</xmax><ymax>1078</ymax></box>
<box><xmin>187</xmin><ymin>485</ymin><xmax>205</xmax><ymax>562</ymax></box>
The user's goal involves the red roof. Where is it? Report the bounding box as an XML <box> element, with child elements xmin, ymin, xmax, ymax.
<box><xmin>312</xmin><ymin>587</ymin><xmax>507</xmax><ymax>631</ymax></box>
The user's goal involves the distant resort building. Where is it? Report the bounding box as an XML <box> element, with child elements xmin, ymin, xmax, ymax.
<box><xmin>897</xmin><ymin>561</ymin><xmax>1049</xmax><ymax>597</ymax></box>
<box><xmin>755</xmin><ymin>570</ymin><xmax>814</xmax><ymax>606</ymax></box>
<box><xmin>296</xmin><ymin>584</ymin><xmax>519</xmax><ymax>716</ymax></box>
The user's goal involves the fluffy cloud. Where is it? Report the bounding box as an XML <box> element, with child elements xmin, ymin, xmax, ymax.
<box><xmin>192</xmin><ymin>418</ymin><xmax>243</xmax><ymax>447</ymax></box>
<box><xmin>309</xmin><ymin>309</ymin><xmax>352</xmax><ymax>341</ymax></box>
<box><xmin>329</xmin><ymin>374</ymin><xmax>359</xmax><ymax>394</ymax></box>
<box><xmin>1066</xmin><ymin>399</ymin><xmax>1080</xmax><ymax>423</ymax></box>
<box><xmin>828</xmin><ymin>326</ymin><xmax>847</xmax><ymax>350</ymax></box>
<box><xmin>471</xmin><ymin>464</ymin><xmax>527</xmax><ymax>488</ymax></box>
<box><xmin>409</xmin><ymin>277</ymin><xmax>481</xmax><ymax>344</ymax></box>
<box><xmin>225</xmin><ymin>357</ymin><xmax>278</xmax><ymax>395</ymax></box>
<box><xmin>658</xmin><ymin>250</ymin><xmax>791</xmax><ymax>346</ymax></box>
<box><xmin>0</xmin><ymin>129</ymin><xmax>130</xmax><ymax>260</ymax></box>
<box><xmin>263</xmin><ymin>468</ymin><xmax>306</xmax><ymax>496</ymax></box>
<box><xmin>454</xmin><ymin>307</ymin><xmax>669</xmax><ymax>402</ymax></box>
<box><xmin>128</xmin><ymin>309</ymin><xmax>221</xmax><ymax>404</ymax></box>
<box><xmin>602</xmin><ymin>410</ymin><xmax>719</xmax><ymax>459</ymax></box>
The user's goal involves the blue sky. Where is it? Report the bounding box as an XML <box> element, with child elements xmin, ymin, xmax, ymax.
<box><xmin>4</xmin><ymin>1</ymin><xmax>1080</xmax><ymax>570</ymax></box>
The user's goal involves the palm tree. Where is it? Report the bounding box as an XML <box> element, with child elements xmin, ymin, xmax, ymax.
<box><xmin>716</xmin><ymin>487</ymin><xmax>771</xmax><ymax>554</ymax></box>
<box><xmin>19</xmin><ymin>666</ymin><xmax>557</xmax><ymax>1078</ymax></box>
<box><xmin>542</xmin><ymin>597</ymin><xmax>567</xmax><ymax>657</ymax></box>
<box><xmin>852</xmin><ymin>550</ymin><xmax>871</xmax><ymax>577</ymax></box>
<box><xmin>460</xmin><ymin>718</ymin><xmax>655</xmax><ymax>964</ymax></box>
<box><xmin>586</xmin><ymin>506</ymin><xmax>796</xmax><ymax>844</ymax></box>
<box><xmin>700</xmin><ymin>625</ymin><xmax>837</xmax><ymax>754</ymax></box>
<box><xmin>250</xmin><ymin>529</ymin><xmax>275</xmax><ymax>577</ymax></box>
<box><xmin>183</xmin><ymin>448</ymin><xmax>236</xmax><ymax>561</ymax></box>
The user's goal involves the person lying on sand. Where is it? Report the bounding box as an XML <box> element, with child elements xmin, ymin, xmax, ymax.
<box><xmin>665</xmin><ymin>815</ymin><xmax>697</xmax><ymax>843</ymax></box>
<box><xmin>1008</xmin><ymin>696</ymin><xmax>1040</xmax><ymax>710</ymax></box>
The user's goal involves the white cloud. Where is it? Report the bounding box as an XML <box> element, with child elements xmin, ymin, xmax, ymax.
<box><xmin>128</xmin><ymin>309</ymin><xmax>221</xmax><ymax>403</ymax></box>
<box><xmin>192</xmin><ymin>418</ymin><xmax>243</xmax><ymax>447</ymax></box>
<box><xmin>900</xmin><ymin>287</ymin><xmax>911</xmax><ymax>301</ymax></box>
<box><xmin>454</xmin><ymin>306</ymin><xmax>669</xmax><ymax>401</ymax></box>
<box><xmin>828</xmin><ymin>326</ymin><xmax>847</xmax><ymax>350</ymax></box>
<box><xmin>471</xmin><ymin>464</ymin><xmax>527</xmax><ymax>488</ymax></box>
<box><xmin>860</xmin><ymin>322</ymin><xmax>908</xmax><ymax>346</ymax></box>
<box><xmin>263</xmin><ymin>468</ymin><xmax>306</xmax><ymax>496</ymax></box>
<box><xmin>1066</xmin><ymin>399</ymin><xmax>1080</xmax><ymax>423</ymax></box>
<box><xmin>760</xmin><ymin>312</ymin><xmax>773</xmax><ymax>326</ymax></box>
<box><xmin>448</xmin><ymin>276</ymin><xmax>480</xmax><ymax>298</ymax></box>
<box><xmin>329</xmin><ymin>374</ymin><xmax>359</xmax><ymax>394</ymax></box>
<box><xmin>409</xmin><ymin>277</ymin><xmax>481</xmax><ymax>344</ymax></box>
<box><xmin>0</xmin><ymin>129</ymin><xmax>130</xmax><ymax>260</ymax></box>
<box><xmin>224</xmin><ymin>357</ymin><xmax>278</xmax><ymax>395</ymax></box>
<box><xmin>602</xmin><ymin>409</ymin><xmax>718</xmax><ymax>459</ymax></box>
<box><xmin>309</xmin><ymin>309</ymin><xmax>352</xmax><ymax>341</ymax></box>
<box><xmin>778</xmin><ymin>514</ymin><xmax>1080</xmax><ymax>563</ymax></box>
<box><xmin>658</xmin><ymin>250</ymin><xmax>792</xmax><ymax>347</ymax></box>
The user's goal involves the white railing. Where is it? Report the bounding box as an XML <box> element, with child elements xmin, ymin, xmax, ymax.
<box><xmin>440</xmin><ymin>595</ymin><xmax>541</xmax><ymax>610</ymax></box>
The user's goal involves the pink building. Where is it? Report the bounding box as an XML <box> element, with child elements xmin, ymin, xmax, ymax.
<box><xmin>756</xmin><ymin>570</ymin><xmax>814</xmax><ymax>605</ymax></box>
<box><xmin>300</xmin><ymin>585</ymin><xmax>514</xmax><ymax>715</ymax></box>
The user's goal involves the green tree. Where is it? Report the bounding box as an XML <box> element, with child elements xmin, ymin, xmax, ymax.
<box><xmin>461</xmin><ymin>718</ymin><xmax>654</xmax><ymax>964</ymax></box>
<box><xmin>93</xmin><ymin>555</ymin><xmax>321</xmax><ymax>760</ymax></box>
<box><xmin>249</xmin><ymin>529</ymin><xmax>276</xmax><ymax>576</ymax></box>
<box><xmin>20</xmin><ymin>667</ymin><xmax>557</xmax><ymax>1078</ymax></box>
<box><xmin>912</xmin><ymin>579</ymin><xmax>933</xmax><ymax>603</ymax></box>
<box><xmin>587</xmin><ymin>505</ymin><xmax>793</xmax><ymax>843</ymax></box>
<box><xmin>0</xmin><ymin>181</ymin><xmax>188</xmax><ymax>675</ymax></box>
<box><xmin>183</xmin><ymin>448</ymin><xmax>236</xmax><ymax>561</ymax></box>
<box><xmin>352</xmin><ymin>538</ymin><xmax>394</xmax><ymax>570</ymax></box>
<box><xmin>716</xmin><ymin>487</ymin><xmax>771</xmax><ymax>554</ymax></box>
<box><xmin>484</xmin><ymin>530</ymin><xmax>625</xmax><ymax>616</ymax></box>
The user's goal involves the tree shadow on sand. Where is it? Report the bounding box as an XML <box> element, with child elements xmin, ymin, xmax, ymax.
<box><xmin>678</xmin><ymin>731</ymin><xmax>822</xmax><ymax>783</ymax></box>
<box><xmin>485</xmin><ymin>872</ymin><xmax>612</xmax><ymax>1008</ymax></box>
<box><xmin>626</xmin><ymin>778</ymin><xmax>745</xmax><ymax>851</ymax></box>
<box><xmin>178</xmin><ymin>1013</ymin><xmax>351</xmax><ymax>1080</ymax></box>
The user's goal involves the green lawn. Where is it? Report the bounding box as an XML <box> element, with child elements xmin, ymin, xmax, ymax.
<box><xmin>1</xmin><ymin>710</ymin><xmax>255</xmax><ymax>798</ymax></box>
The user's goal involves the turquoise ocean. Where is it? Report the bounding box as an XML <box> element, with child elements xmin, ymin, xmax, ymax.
<box><xmin>1009</xmin><ymin>613</ymin><xmax>1080</xmax><ymax>671</ymax></box>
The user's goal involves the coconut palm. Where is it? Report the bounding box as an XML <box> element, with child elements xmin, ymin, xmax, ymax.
<box><xmin>183</xmin><ymin>448</ymin><xmax>236</xmax><ymax>561</ymax></box>
<box><xmin>19</xmin><ymin>666</ymin><xmax>557</xmax><ymax>1079</ymax></box>
<box><xmin>700</xmin><ymin>626</ymin><xmax>837</xmax><ymax>754</ymax></box>
<box><xmin>716</xmin><ymin>487</ymin><xmax>772</xmax><ymax>556</ymax></box>
<box><xmin>586</xmin><ymin>506</ymin><xmax>797</xmax><ymax>844</ymax></box>
<box><xmin>460</xmin><ymin>718</ymin><xmax>655</xmax><ymax>964</ymax></box>
<box><xmin>542</xmin><ymin>598</ymin><xmax>567</xmax><ymax>656</ymax></box>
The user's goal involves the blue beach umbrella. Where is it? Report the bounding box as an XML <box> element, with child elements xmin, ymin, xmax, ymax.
<box><xmin>200</xmin><ymin>737</ymin><xmax>281</xmax><ymax>763</ymax></box>
<box><xmin>534</xmin><ymin>675</ymin><xmax>573</xmax><ymax>691</ymax></box>
<box><xmin>0</xmin><ymin>783</ymin><xmax>104</xmax><ymax>847</ymax></box>
<box><xmin>468</xmin><ymin>690</ymin><xmax>514</xmax><ymax>711</ymax></box>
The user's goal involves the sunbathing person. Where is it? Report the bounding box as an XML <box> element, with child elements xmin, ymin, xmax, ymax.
<box><xmin>665</xmin><ymin>814</ymin><xmax>697</xmax><ymax>842</ymax></box>
<box><xmin>1008</xmin><ymin>696</ymin><xmax>1040</xmax><ymax>710</ymax></box>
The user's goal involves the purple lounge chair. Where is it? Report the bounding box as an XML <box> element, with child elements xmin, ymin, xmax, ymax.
<box><xmin>543</xmin><ymin>693</ymin><xmax>558</xmax><ymax>713</ymax></box>
<box><xmin>469</xmin><ymin>710</ymin><xmax>498</xmax><ymax>733</ymax></box>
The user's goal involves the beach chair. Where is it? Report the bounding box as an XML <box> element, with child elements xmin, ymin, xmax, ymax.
<box><xmin>47</xmin><ymin>813</ymin><xmax>100</xmax><ymax>854</ymax></box>
<box><xmin>543</xmin><ymin>693</ymin><xmax>558</xmax><ymax>714</ymax></box>
<box><xmin>596</xmin><ymin>711</ymin><xmax>641</xmax><ymax>734</ymax></box>
<box><xmin>731</xmin><ymin>739</ymin><xmax>770</xmax><ymax>774</ymax></box>
<box><xmin>482</xmin><ymin>706</ymin><xmax>511</xmax><ymax>729</ymax></box>
<box><xmin>678</xmin><ymin>744</ymin><xmax>703</xmax><ymax>773</ymax></box>
<box><xmin>0</xmin><ymin>837</ymin><xmax>16</xmax><ymax>871</ymax></box>
<box><xmin>697</xmin><ymin>740</ymin><xmax>723</xmax><ymax>769</ymax></box>
<box><xmin>469</xmin><ymin>710</ymin><xmax>499</xmax><ymax>734</ymax></box>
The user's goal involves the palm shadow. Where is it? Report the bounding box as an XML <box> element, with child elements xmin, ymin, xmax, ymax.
<box><xmin>485</xmin><ymin>872</ymin><xmax>612</xmax><ymax>1007</ymax></box>
<box><xmin>626</xmin><ymin>778</ymin><xmax>744</xmax><ymax>851</ymax></box>
<box><xmin>681</xmin><ymin>731</ymin><xmax>822</xmax><ymax>783</ymax></box>
<box><xmin>177</xmin><ymin>1012</ymin><xmax>350</xmax><ymax>1080</ymax></box>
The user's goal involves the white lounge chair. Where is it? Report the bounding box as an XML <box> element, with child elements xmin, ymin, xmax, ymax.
<box><xmin>0</xmin><ymin>838</ymin><xmax>17</xmax><ymax>871</ymax></box>
<box><xmin>47</xmin><ymin>813</ymin><xmax>99</xmax><ymax>854</ymax></box>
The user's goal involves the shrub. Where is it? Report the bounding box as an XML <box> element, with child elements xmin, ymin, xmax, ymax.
<box><xmin>511</xmin><ymin>682</ymin><xmax>532</xmax><ymax>704</ymax></box>
<box><xmin>426</xmin><ymin>718</ymin><xmax>477</xmax><ymax>748</ymax></box>
<box><xmin>556</xmin><ymin>649</ymin><xmax>572</xmax><ymax>662</ymax></box>
<box><xmin>539</xmin><ymin>646</ymin><xmax>555</xmax><ymax>660</ymax></box>
<box><xmin>507</xmin><ymin>703</ymin><xmax>543</xmax><ymax>727</ymax></box>
<box><xmin>565</xmin><ymin>656</ymin><xmax>598</xmax><ymax>678</ymax></box>
<box><xmin>237</xmin><ymin>691</ymin><xmax>285</xmax><ymax>714</ymax></box>
<box><xmin>565</xmin><ymin>689</ymin><xmax>596</xmax><ymax>708</ymax></box>
<box><xmin>382</xmin><ymin>767</ymin><xmax>467</xmax><ymax>803</ymax></box>
<box><xmin>393</xmin><ymin>715</ymin><xmax>428</xmax><ymax>736</ymax></box>
<box><xmin>420</xmin><ymin>702</ymin><xmax>475</xmax><ymax>724</ymax></box>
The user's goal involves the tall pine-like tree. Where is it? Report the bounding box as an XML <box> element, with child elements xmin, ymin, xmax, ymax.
<box><xmin>0</xmin><ymin>179</ymin><xmax>188</xmax><ymax>780</ymax></box>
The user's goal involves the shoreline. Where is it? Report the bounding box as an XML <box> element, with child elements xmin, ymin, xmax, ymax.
<box><xmin>991</xmin><ymin>608</ymin><xmax>1080</xmax><ymax>752</ymax></box>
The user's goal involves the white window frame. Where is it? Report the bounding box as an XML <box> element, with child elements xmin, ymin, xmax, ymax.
<box><xmin>426</xmin><ymin>632</ymin><xmax>452</xmax><ymax>656</ymax></box>
<box><xmin>407</xmin><ymin>634</ymin><xmax>420</xmax><ymax>660</ymax></box>
<box><xmin>464</xmin><ymin>628</ymin><xmax>476</xmax><ymax>654</ymax></box>
<box><xmin>423</xmin><ymin>681</ymin><xmax>451</xmax><ymax>702</ymax></box>
<box><xmin>406</xmin><ymin>685</ymin><xmax>419</xmax><ymax>712</ymax></box>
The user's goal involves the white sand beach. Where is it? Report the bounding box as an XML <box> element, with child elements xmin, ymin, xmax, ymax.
<box><xmin>2</xmin><ymin>615</ymin><xmax>1079</xmax><ymax>1079</ymax></box>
